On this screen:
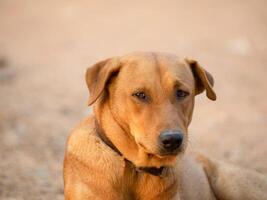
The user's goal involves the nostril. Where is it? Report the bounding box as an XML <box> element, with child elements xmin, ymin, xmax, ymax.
<box><xmin>162</xmin><ymin>138</ymin><xmax>174</xmax><ymax>147</ymax></box>
<box><xmin>162</xmin><ymin>138</ymin><xmax>171</xmax><ymax>145</ymax></box>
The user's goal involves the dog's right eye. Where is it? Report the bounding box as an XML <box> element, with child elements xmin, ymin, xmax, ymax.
<box><xmin>132</xmin><ymin>92</ymin><xmax>148</xmax><ymax>102</ymax></box>
<box><xmin>176</xmin><ymin>89</ymin><xmax>189</xmax><ymax>100</ymax></box>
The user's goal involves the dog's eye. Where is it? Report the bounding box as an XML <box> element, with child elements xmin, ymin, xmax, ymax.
<box><xmin>132</xmin><ymin>92</ymin><xmax>148</xmax><ymax>101</ymax></box>
<box><xmin>176</xmin><ymin>90</ymin><xmax>189</xmax><ymax>100</ymax></box>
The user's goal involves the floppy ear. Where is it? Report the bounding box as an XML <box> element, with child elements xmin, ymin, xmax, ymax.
<box><xmin>85</xmin><ymin>58</ymin><xmax>121</xmax><ymax>106</ymax></box>
<box><xmin>185</xmin><ymin>59</ymin><xmax>216</xmax><ymax>101</ymax></box>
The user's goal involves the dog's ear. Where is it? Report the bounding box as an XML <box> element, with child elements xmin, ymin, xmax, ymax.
<box><xmin>85</xmin><ymin>58</ymin><xmax>121</xmax><ymax>106</ymax></box>
<box><xmin>185</xmin><ymin>59</ymin><xmax>216</xmax><ymax>101</ymax></box>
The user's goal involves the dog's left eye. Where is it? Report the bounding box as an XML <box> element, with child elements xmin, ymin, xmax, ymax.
<box><xmin>132</xmin><ymin>92</ymin><xmax>148</xmax><ymax>101</ymax></box>
<box><xmin>176</xmin><ymin>90</ymin><xmax>189</xmax><ymax>100</ymax></box>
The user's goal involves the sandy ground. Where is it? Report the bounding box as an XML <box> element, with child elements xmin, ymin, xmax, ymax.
<box><xmin>0</xmin><ymin>0</ymin><xmax>267</xmax><ymax>199</ymax></box>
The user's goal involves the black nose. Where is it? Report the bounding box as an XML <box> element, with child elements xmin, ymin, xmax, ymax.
<box><xmin>159</xmin><ymin>130</ymin><xmax>183</xmax><ymax>153</ymax></box>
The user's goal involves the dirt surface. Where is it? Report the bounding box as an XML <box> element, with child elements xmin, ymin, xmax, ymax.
<box><xmin>0</xmin><ymin>0</ymin><xmax>267</xmax><ymax>199</ymax></box>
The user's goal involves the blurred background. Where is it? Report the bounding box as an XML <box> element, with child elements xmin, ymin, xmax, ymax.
<box><xmin>0</xmin><ymin>0</ymin><xmax>267</xmax><ymax>199</ymax></box>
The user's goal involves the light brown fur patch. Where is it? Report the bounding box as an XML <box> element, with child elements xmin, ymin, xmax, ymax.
<box><xmin>64</xmin><ymin>52</ymin><xmax>267</xmax><ymax>200</ymax></box>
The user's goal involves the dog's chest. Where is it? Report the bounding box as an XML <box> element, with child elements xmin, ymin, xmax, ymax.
<box><xmin>114</xmin><ymin>163</ymin><xmax>179</xmax><ymax>200</ymax></box>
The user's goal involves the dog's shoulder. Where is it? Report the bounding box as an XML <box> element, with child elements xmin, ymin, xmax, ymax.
<box><xmin>65</xmin><ymin>116</ymin><xmax>102</xmax><ymax>163</ymax></box>
<box><xmin>66</xmin><ymin>116</ymin><xmax>96</xmax><ymax>149</ymax></box>
<box><xmin>65</xmin><ymin>115</ymin><xmax>123</xmax><ymax>167</ymax></box>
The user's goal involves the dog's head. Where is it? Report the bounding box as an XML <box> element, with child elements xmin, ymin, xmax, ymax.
<box><xmin>86</xmin><ymin>52</ymin><xmax>216</xmax><ymax>167</ymax></box>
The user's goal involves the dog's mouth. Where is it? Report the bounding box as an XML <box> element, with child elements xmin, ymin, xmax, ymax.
<box><xmin>138</xmin><ymin>142</ymin><xmax>183</xmax><ymax>158</ymax></box>
<box><xmin>133</xmin><ymin>141</ymin><xmax>184</xmax><ymax>168</ymax></box>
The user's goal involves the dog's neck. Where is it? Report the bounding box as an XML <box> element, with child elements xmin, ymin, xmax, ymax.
<box><xmin>94</xmin><ymin>100</ymin><xmax>169</xmax><ymax>176</ymax></box>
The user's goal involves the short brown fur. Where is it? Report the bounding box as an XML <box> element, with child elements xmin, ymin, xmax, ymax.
<box><xmin>64</xmin><ymin>52</ymin><xmax>267</xmax><ymax>200</ymax></box>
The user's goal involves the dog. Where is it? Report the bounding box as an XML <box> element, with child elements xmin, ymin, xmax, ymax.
<box><xmin>64</xmin><ymin>52</ymin><xmax>267</xmax><ymax>200</ymax></box>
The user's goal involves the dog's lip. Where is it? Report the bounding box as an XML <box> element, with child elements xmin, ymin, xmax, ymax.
<box><xmin>155</xmin><ymin>150</ymin><xmax>180</xmax><ymax>159</ymax></box>
<box><xmin>159</xmin><ymin>145</ymin><xmax>186</xmax><ymax>157</ymax></box>
<box><xmin>159</xmin><ymin>151</ymin><xmax>179</xmax><ymax>156</ymax></box>
<box><xmin>137</xmin><ymin>142</ymin><xmax>179</xmax><ymax>158</ymax></box>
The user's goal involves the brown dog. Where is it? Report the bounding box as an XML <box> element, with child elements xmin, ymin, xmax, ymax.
<box><xmin>64</xmin><ymin>52</ymin><xmax>267</xmax><ymax>200</ymax></box>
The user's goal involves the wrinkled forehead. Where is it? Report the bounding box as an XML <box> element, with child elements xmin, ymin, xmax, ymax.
<box><xmin>119</xmin><ymin>53</ymin><xmax>195</xmax><ymax>89</ymax></box>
